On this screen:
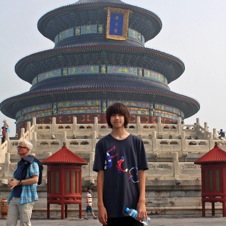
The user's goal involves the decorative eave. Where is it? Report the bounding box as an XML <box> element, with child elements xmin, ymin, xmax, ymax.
<box><xmin>15</xmin><ymin>44</ymin><xmax>185</xmax><ymax>84</ymax></box>
<box><xmin>37</xmin><ymin>2</ymin><xmax>162</xmax><ymax>42</ymax></box>
<box><xmin>195</xmin><ymin>143</ymin><xmax>226</xmax><ymax>165</ymax></box>
<box><xmin>0</xmin><ymin>76</ymin><xmax>200</xmax><ymax>119</ymax></box>
<box><xmin>42</xmin><ymin>144</ymin><xmax>87</xmax><ymax>165</ymax></box>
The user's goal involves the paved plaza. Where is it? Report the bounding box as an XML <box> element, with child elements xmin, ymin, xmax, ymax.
<box><xmin>0</xmin><ymin>216</ymin><xmax>225</xmax><ymax>226</ymax></box>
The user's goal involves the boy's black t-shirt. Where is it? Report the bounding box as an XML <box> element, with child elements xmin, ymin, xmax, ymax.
<box><xmin>93</xmin><ymin>134</ymin><xmax>148</xmax><ymax>218</ymax></box>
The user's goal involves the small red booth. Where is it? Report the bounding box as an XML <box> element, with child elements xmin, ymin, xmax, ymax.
<box><xmin>42</xmin><ymin>143</ymin><xmax>87</xmax><ymax>219</ymax></box>
<box><xmin>195</xmin><ymin>143</ymin><xmax>226</xmax><ymax>217</ymax></box>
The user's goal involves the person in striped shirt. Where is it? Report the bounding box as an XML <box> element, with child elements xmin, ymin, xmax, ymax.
<box><xmin>84</xmin><ymin>188</ymin><xmax>97</xmax><ymax>220</ymax></box>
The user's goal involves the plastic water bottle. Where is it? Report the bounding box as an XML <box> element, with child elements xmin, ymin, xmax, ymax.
<box><xmin>125</xmin><ymin>207</ymin><xmax>151</xmax><ymax>225</ymax></box>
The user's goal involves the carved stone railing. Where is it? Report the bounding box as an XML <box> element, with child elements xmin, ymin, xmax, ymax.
<box><xmin>0</xmin><ymin>116</ymin><xmax>226</xmax><ymax>182</ymax></box>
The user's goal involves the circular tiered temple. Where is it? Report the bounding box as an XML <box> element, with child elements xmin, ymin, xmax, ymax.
<box><xmin>0</xmin><ymin>0</ymin><xmax>200</xmax><ymax>133</ymax></box>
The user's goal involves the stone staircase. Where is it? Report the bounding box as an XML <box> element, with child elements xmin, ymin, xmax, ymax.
<box><xmin>1</xmin><ymin>116</ymin><xmax>226</xmax><ymax>217</ymax></box>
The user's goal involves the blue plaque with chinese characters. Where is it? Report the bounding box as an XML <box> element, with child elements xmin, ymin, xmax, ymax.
<box><xmin>109</xmin><ymin>13</ymin><xmax>124</xmax><ymax>36</ymax></box>
<box><xmin>106</xmin><ymin>7</ymin><xmax>131</xmax><ymax>40</ymax></box>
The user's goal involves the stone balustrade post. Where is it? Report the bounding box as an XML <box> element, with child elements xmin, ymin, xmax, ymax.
<box><xmin>136</xmin><ymin>116</ymin><xmax>141</xmax><ymax>135</ymax></box>
<box><xmin>203</xmin><ymin>122</ymin><xmax>208</xmax><ymax>138</ymax></box>
<box><xmin>26</xmin><ymin>121</ymin><xmax>31</xmax><ymax>132</ymax></box>
<box><xmin>89</xmin><ymin>131</ymin><xmax>98</xmax><ymax>178</ymax></box>
<box><xmin>172</xmin><ymin>152</ymin><xmax>179</xmax><ymax>180</ymax></box>
<box><xmin>20</xmin><ymin>128</ymin><xmax>25</xmax><ymax>139</ymax></box>
<box><xmin>213</xmin><ymin>128</ymin><xmax>218</xmax><ymax>139</ymax></box>
<box><xmin>196</xmin><ymin>118</ymin><xmax>200</xmax><ymax>125</ymax></box>
<box><xmin>51</xmin><ymin>117</ymin><xmax>56</xmax><ymax>134</ymax></box>
<box><xmin>0</xmin><ymin>141</ymin><xmax>8</xmax><ymax>163</ymax></box>
<box><xmin>181</xmin><ymin>131</ymin><xmax>185</xmax><ymax>152</ymax></box>
<box><xmin>208</xmin><ymin>132</ymin><xmax>214</xmax><ymax>149</ymax></box>
<box><xmin>3</xmin><ymin>153</ymin><xmax>11</xmax><ymax>178</ymax></box>
<box><xmin>152</xmin><ymin>131</ymin><xmax>157</xmax><ymax>152</ymax></box>
<box><xmin>73</xmin><ymin>116</ymin><xmax>77</xmax><ymax>124</ymax></box>
<box><xmin>72</xmin><ymin>116</ymin><xmax>77</xmax><ymax>138</ymax></box>
<box><xmin>157</xmin><ymin>117</ymin><xmax>162</xmax><ymax>135</ymax></box>
<box><xmin>5</xmin><ymin>131</ymin><xmax>9</xmax><ymax>141</ymax></box>
<box><xmin>91</xmin><ymin>131</ymin><xmax>98</xmax><ymax>154</ymax></box>
<box><xmin>63</xmin><ymin>131</ymin><xmax>68</xmax><ymax>146</ymax></box>
<box><xmin>33</xmin><ymin>132</ymin><xmax>37</xmax><ymax>150</ymax></box>
<box><xmin>32</xmin><ymin>117</ymin><xmax>36</xmax><ymax>126</ymax></box>
<box><xmin>177</xmin><ymin>117</ymin><xmax>182</xmax><ymax>134</ymax></box>
<box><xmin>26</xmin><ymin>121</ymin><xmax>31</xmax><ymax>139</ymax></box>
<box><xmin>94</xmin><ymin>117</ymin><xmax>99</xmax><ymax>136</ymax></box>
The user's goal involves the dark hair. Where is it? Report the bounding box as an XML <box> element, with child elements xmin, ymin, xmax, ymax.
<box><xmin>106</xmin><ymin>103</ymin><xmax>130</xmax><ymax>128</ymax></box>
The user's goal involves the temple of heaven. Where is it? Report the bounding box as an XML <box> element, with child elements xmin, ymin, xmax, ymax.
<box><xmin>0</xmin><ymin>0</ymin><xmax>200</xmax><ymax>133</ymax></box>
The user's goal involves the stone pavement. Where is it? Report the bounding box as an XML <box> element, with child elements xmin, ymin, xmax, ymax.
<box><xmin>0</xmin><ymin>216</ymin><xmax>225</xmax><ymax>226</ymax></box>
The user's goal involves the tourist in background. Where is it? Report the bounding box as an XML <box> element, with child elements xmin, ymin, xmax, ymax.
<box><xmin>84</xmin><ymin>187</ymin><xmax>97</xmax><ymax>220</ymax></box>
<box><xmin>93</xmin><ymin>102</ymin><xmax>149</xmax><ymax>226</ymax></box>
<box><xmin>6</xmin><ymin>139</ymin><xmax>42</xmax><ymax>226</ymax></box>
<box><xmin>1</xmin><ymin>119</ymin><xmax>9</xmax><ymax>144</ymax></box>
<box><xmin>1</xmin><ymin>126</ymin><xmax>7</xmax><ymax>144</ymax></box>
<box><xmin>218</xmin><ymin>129</ymin><xmax>225</xmax><ymax>139</ymax></box>
<box><xmin>3</xmin><ymin>119</ymin><xmax>9</xmax><ymax>129</ymax></box>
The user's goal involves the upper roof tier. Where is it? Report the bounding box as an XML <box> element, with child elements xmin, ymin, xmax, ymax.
<box><xmin>38</xmin><ymin>1</ymin><xmax>162</xmax><ymax>45</ymax></box>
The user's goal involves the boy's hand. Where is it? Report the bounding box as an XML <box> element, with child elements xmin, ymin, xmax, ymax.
<box><xmin>137</xmin><ymin>200</ymin><xmax>147</xmax><ymax>222</ymax></box>
<box><xmin>98</xmin><ymin>204</ymin><xmax>108</xmax><ymax>225</ymax></box>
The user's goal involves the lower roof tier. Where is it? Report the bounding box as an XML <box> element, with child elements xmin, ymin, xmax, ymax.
<box><xmin>0</xmin><ymin>74</ymin><xmax>200</xmax><ymax>120</ymax></box>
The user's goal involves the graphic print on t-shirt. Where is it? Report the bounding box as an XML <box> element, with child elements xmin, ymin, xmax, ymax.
<box><xmin>104</xmin><ymin>145</ymin><xmax>118</xmax><ymax>169</ymax></box>
<box><xmin>128</xmin><ymin>166</ymin><xmax>139</xmax><ymax>183</ymax></box>
<box><xmin>116</xmin><ymin>156</ymin><xmax>128</xmax><ymax>173</ymax></box>
<box><xmin>104</xmin><ymin>145</ymin><xmax>139</xmax><ymax>183</ymax></box>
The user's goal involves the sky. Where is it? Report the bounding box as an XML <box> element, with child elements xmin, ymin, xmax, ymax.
<box><xmin>1</xmin><ymin>0</ymin><xmax>226</xmax><ymax>136</ymax></box>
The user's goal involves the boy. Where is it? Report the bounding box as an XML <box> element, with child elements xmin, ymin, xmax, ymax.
<box><xmin>93</xmin><ymin>103</ymin><xmax>148</xmax><ymax>226</ymax></box>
